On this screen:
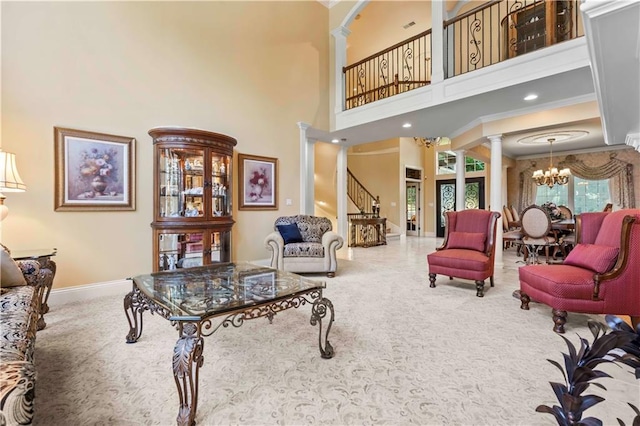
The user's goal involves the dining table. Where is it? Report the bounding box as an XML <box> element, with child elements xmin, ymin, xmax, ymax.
<box><xmin>551</xmin><ymin>218</ymin><xmax>575</xmax><ymax>231</ymax></box>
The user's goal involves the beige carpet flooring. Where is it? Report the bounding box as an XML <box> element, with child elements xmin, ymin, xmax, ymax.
<box><xmin>32</xmin><ymin>237</ymin><xmax>638</xmax><ymax>425</ymax></box>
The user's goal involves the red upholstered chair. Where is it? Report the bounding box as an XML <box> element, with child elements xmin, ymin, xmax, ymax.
<box><xmin>519</xmin><ymin>209</ymin><xmax>640</xmax><ymax>333</ymax></box>
<box><xmin>428</xmin><ymin>209</ymin><xmax>501</xmax><ymax>297</ymax></box>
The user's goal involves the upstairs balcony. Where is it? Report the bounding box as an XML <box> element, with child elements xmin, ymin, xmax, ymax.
<box><xmin>337</xmin><ymin>0</ymin><xmax>586</xmax><ymax>133</ymax></box>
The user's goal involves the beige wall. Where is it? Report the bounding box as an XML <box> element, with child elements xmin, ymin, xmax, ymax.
<box><xmin>347</xmin><ymin>1</ymin><xmax>431</xmax><ymax>64</ymax></box>
<box><xmin>314</xmin><ymin>142</ymin><xmax>340</xmax><ymax>218</ymax></box>
<box><xmin>1</xmin><ymin>1</ymin><xmax>329</xmax><ymax>288</ymax></box>
<box><xmin>347</xmin><ymin>139</ymin><xmax>400</xmax><ymax>225</ymax></box>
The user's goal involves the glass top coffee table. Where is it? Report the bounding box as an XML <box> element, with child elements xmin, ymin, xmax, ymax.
<box><xmin>124</xmin><ymin>262</ymin><xmax>335</xmax><ymax>426</ymax></box>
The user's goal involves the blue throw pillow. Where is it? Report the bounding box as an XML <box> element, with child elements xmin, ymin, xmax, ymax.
<box><xmin>277</xmin><ymin>224</ymin><xmax>303</xmax><ymax>244</ymax></box>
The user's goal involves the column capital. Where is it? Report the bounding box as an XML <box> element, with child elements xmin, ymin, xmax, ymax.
<box><xmin>297</xmin><ymin>122</ymin><xmax>311</xmax><ymax>131</ymax></box>
<box><xmin>487</xmin><ymin>134</ymin><xmax>503</xmax><ymax>143</ymax></box>
<box><xmin>331</xmin><ymin>26</ymin><xmax>351</xmax><ymax>39</ymax></box>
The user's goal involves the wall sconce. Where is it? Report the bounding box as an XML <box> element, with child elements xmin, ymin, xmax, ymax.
<box><xmin>0</xmin><ymin>150</ymin><xmax>27</xmax><ymax>221</ymax></box>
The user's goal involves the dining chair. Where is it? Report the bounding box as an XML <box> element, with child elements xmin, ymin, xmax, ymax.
<box><xmin>519</xmin><ymin>205</ymin><xmax>557</xmax><ymax>264</ymax></box>
<box><xmin>556</xmin><ymin>205</ymin><xmax>575</xmax><ymax>256</ymax></box>
<box><xmin>502</xmin><ymin>207</ymin><xmax>523</xmax><ymax>256</ymax></box>
<box><xmin>510</xmin><ymin>205</ymin><xmax>521</xmax><ymax>225</ymax></box>
<box><xmin>557</xmin><ymin>205</ymin><xmax>572</xmax><ymax>219</ymax></box>
<box><xmin>503</xmin><ymin>206</ymin><xmax>515</xmax><ymax>228</ymax></box>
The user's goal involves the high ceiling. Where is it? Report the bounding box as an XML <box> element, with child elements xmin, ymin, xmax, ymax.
<box><xmin>312</xmin><ymin>0</ymin><xmax>639</xmax><ymax>160</ymax></box>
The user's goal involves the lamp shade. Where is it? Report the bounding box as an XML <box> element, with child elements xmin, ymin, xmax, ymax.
<box><xmin>0</xmin><ymin>150</ymin><xmax>26</xmax><ymax>192</ymax></box>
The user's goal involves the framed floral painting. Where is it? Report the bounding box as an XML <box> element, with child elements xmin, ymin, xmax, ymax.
<box><xmin>238</xmin><ymin>153</ymin><xmax>277</xmax><ymax>210</ymax></box>
<box><xmin>54</xmin><ymin>127</ymin><xmax>136</xmax><ymax>211</ymax></box>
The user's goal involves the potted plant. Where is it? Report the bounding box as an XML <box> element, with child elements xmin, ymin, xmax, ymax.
<box><xmin>538</xmin><ymin>315</ymin><xmax>640</xmax><ymax>425</ymax></box>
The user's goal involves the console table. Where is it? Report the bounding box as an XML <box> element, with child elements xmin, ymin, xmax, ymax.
<box><xmin>11</xmin><ymin>248</ymin><xmax>57</xmax><ymax>330</ymax></box>
<box><xmin>349</xmin><ymin>217</ymin><xmax>387</xmax><ymax>247</ymax></box>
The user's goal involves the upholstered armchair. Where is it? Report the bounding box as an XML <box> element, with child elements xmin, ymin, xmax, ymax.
<box><xmin>427</xmin><ymin>209</ymin><xmax>501</xmax><ymax>297</ymax></box>
<box><xmin>265</xmin><ymin>215</ymin><xmax>344</xmax><ymax>277</ymax></box>
<box><xmin>519</xmin><ymin>209</ymin><xmax>640</xmax><ymax>333</ymax></box>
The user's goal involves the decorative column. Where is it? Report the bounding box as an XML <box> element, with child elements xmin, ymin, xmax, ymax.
<box><xmin>336</xmin><ymin>146</ymin><xmax>348</xmax><ymax>241</ymax></box>
<box><xmin>331</xmin><ymin>26</ymin><xmax>351</xmax><ymax>114</ymax></box>
<box><xmin>455</xmin><ymin>150</ymin><xmax>465</xmax><ymax>211</ymax></box>
<box><xmin>430</xmin><ymin>0</ymin><xmax>445</xmax><ymax>83</ymax></box>
<box><xmin>297</xmin><ymin>122</ymin><xmax>315</xmax><ymax>214</ymax></box>
<box><xmin>488</xmin><ymin>134</ymin><xmax>503</xmax><ymax>267</ymax></box>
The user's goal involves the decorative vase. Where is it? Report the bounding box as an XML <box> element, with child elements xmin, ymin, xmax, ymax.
<box><xmin>91</xmin><ymin>176</ymin><xmax>107</xmax><ymax>195</ymax></box>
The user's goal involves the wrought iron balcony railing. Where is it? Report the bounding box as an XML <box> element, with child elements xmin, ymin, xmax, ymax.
<box><xmin>445</xmin><ymin>0</ymin><xmax>583</xmax><ymax>78</ymax></box>
<box><xmin>343</xmin><ymin>29</ymin><xmax>432</xmax><ymax>110</ymax></box>
<box><xmin>341</xmin><ymin>0</ymin><xmax>583</xmax><ymax>110</ymax></box>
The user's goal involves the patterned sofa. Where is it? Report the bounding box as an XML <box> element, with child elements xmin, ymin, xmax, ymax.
<box><xmin>265</xmin><ymin>215</ymin><xmax>344</xmax><ymax>277</ymax></box>
<box><xmin>1</xmin><ymin>247</ymin><xmax>53</xmax><ymax>425</ymax></box>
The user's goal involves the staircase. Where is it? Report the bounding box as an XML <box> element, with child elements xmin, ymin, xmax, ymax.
<box><xmin>347</xmin><ymin>168</ymin><xmax>376</xmax><ymax>214</ymax></box>
<box><xmin>346</xmin><ymin>169</ymin><xmax>400</xmax><ymax>243</ymax></box>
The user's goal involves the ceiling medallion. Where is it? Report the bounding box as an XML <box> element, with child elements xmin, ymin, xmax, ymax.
<box><xmin>517</xmin><ymin>130</ymin><xmax>589</xmax><ymax>145</ymax></box>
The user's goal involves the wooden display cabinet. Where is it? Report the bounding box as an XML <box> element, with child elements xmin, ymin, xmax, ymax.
<box><xmin>502</xmin><ymin>1</ymin><xmax>572</xmax><ymax>59</ymax></box>
<box><xmin>149</xmin><ymin>127</ymin><xmax>237</xmax><ymax>272</ymax></box>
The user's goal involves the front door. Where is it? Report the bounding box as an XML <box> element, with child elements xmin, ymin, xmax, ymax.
<box><xmin>435</xmin><ymin>177</ymin><xmax>485</xmax><ymax>237</ymax></box>
<box><xmin>406</xmin><ymin>182</ymin><xmax>420</xmax><ymax>236</ymax></box>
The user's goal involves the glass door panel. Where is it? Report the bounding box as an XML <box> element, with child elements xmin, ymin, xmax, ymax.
<box><xmin>406</xmin><ymin>182</ymin><xmax>420</xmax><ymax>236</ymax></box>
<box><xmin>157</xmin><ymin>231</ymin><xmax>204</xmax><ymax>271</ymax></box>
<box><xmin>211</xmin><ymin>155</ymin><xmax>229</xmax><ymax>217</ymax></box>
<box><xmin>435</xmin><ymin>178</ymin><xmax>485</xmax><ymax>237</ymax></box>
<box><xmin>159</xmin><ymin>147</ymin><xmax>205</xmax><ymax>218</ymax></box>
<box><xmin>209</xmin><ymin>229</ymin><xmax>231</xmax><ymax>263</ymax></box>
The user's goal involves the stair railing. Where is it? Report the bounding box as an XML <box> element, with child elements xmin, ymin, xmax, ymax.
<box><xmin>347</xmin><ymin>168</ymin><xmax>377</xmax><ymax>215</ymax></box>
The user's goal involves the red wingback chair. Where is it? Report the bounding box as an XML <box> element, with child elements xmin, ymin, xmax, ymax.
<box><xmin>427</xmin><ymin>209</ymin><xmax>501</xmax><ymax>297</ymax></box>
<box><xmin>519</xmin><ymin>209</ymin><xmax>640</xmax><ymax>333</ymax></box>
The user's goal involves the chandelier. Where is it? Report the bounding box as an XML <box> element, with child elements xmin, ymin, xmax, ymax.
<box><xmin>532</xmin><ymin>138</ymin><xmax>571</xmax><ymax>187</ymax></box>
<box><xmin>414</xmin><ymin>137</ymin><xmax>449</xmax><ymax>148</ymax></box>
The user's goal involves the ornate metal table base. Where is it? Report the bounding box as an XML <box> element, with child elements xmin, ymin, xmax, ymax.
<box><xmin>124</xmin><ymin>284</ymin><xmax>335</xmax><ymax>426</ymax></box>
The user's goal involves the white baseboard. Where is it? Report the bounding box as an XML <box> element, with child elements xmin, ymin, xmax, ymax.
<box><xmin>49</xmin><ymin>279</ymin><xmax>132</xmax><ymax>307</ymax></box>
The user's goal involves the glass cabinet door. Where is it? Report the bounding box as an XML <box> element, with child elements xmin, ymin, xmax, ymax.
<box><xmin>209</xmin><ymin>229</ymin><xmax>231</xmax><ymax>263</ymax></box>
<box><xmin>157</xmin><ymin>231</ymin><xmax>205</xmax><ymax>271</ymax></box>
<box><xmin>211</xmin><ymin>155</ymin><xmax>230</xmax><ymax>217</ymax></box>
<box><xmin>159</xmin><ymin>147</ymin><xmax>205</xmax><ymax>219</ymax></box>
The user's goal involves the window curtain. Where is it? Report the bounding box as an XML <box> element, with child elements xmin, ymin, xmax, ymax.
<box><xmin>518</xmin><ymin>163</ymin><xmax>538</xmax><ymax>212</ymax></box>
<box><xmin>558</xmin><ymin>154</ymin><xmax>636</xmax><ymax>208</ymax></box>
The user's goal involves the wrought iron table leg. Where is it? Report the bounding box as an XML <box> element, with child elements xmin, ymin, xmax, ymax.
<box><xmin>124</xmin><ymin>286</ymin><xmax>148</xmax><ymax>343</ymax></box>
<box><xmin>173</xmin><ymin>322</ymin><xmax>204</xmax><ymax>426</ymax></box>
<box><xmin>311</xmin><ymin>297</ymin><xmax>335</xmax><ymax>359</ymax></box>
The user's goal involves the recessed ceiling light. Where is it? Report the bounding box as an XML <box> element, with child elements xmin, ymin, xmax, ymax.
<box><xmin>331</xmin><ymin>139</ymin><xmax>340</xmax><ymax>144</ymax></box>
<box><xmin>402</xmin><ymin>123</ymin><xmax>412</xmax><ymax>128</ymax></box>
<box><xmin>524</xmin><ymin>94</ymin><xmax>538</xmax><ymax>101</ymax></box>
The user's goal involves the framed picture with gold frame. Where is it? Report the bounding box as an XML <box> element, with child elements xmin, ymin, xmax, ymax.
<box><xmin>54</xmin><ymin>127</ymin><xmax>136</xmax><ymax>211</ymax></box>
<box><xmin>238</xmin><ymin>153</ymin><xmax>277</xmax><ymax>210</ymax></box>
